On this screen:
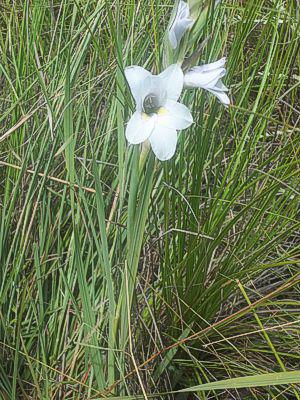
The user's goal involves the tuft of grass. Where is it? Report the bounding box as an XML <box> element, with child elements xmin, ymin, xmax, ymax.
<box><xmin>0</xmin><ymin>0</ymin><xmax>299</xmax><ymax>399</ymax></box>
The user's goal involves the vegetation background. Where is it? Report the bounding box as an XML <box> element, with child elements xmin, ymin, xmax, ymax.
<box><xmin>0</xmin><ymin>0</ymin><xmax>299</xmax><ymax>399</ymax></box>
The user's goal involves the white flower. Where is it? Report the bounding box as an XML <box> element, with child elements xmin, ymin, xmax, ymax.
<box><xmin>125</xmin><ymin>64</ymin><xmax>193</xmax><ymax>161</ymax></box>
<box><xmin>184</xmin><ymin>58</ymin><xmax>230</xmax><ymax>105</ymax></box>
<box><xmin>168</xmin><ymin>1</ymin><xmax>194</xmax><ymax>50</ymax></box>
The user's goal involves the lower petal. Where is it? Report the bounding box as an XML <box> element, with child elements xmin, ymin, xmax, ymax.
<box><xmin>208</xmin><ymin>89</ymin><xmax>230</xmax><ymax>105</ymax></box>
<box><xmin>125</xmin><ymin>112</ymin><xmax>155</xmax><ymax>144</ymax></box>
<box><xmin>149</xmin><ymin>124</ymin><xmax>178</xmax><ymax>161</ymax></box>
<box><xmin>214</xmin><ymin>79</ymin><xmax>229</xmax><ymax>92</ymax></box>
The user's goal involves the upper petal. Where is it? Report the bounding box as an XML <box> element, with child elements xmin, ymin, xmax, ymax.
<box><xmin>196</xmin><ymin>58</ymin><xmax>226</xmax><ymax>72</ymax></box>
<box><xmin>125</xmin><ymin>111</ymin><xmax>155</xmax><ymax>144</ymax></box>
<box><xmin>158</xmin><ymin>64</ymin><xmax>184</xmax><ymax>101</ymax></box>
<box><xmin>125</xmin><ymin>66</ymin><xmax>152</xmax><ymax>110</ymax></box>
<box><xmin>149</xmin><ymin>124</ymin><xmax>178</xmax><ymax>161</ymax></box>
<box><xmin>184</xmin><ymin>67</ymin><xmax>226</xmax><ymax>89</ymax></box>
<box><xmin>157</xmin><ymin>100</ymin><xmax>193</xmax><ymax>130</ymax></box>
<box><xmin>139</xmin><ymin>75</ymin><xmax>166</xmax><ymax>109</ymax></box>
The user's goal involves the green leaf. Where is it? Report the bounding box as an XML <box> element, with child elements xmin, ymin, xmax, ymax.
<box><xmin>179</xmin><ymin>371</ymin><xmax>300</xmax><ymax>392</ymax></box>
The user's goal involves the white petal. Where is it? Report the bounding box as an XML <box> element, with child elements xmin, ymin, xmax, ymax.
<box><xmin>157</xmin><ymin>100</ymin><xmax>193</xmax><ymax>130</ymax></box>
<box><xmin>168</xmin><ymin>1</ymin><xmax>193</xmax><ymax>49</ymax></box>
<box><xmin>149</xmin><ymin>125</ymin><xmax>178</xmax><ymax>161</ymax></box>
<box><xmin>184</xmin><ymin>67</ymin><xmax>226</xmax><ymax>89</ymax></box>
<box><xmin>125</xmin><ymin>66</ymin><xmax>151</xmax><ymax>110</ymax></box>
<box><xmin>214</xmin><ymin>79</ymin><xmax>229</xmax><ymax>92</ymax></box>
<box><xmin>197</xmin><ymin>58</ymin><xmax>226</xmax><ymax>72</ymax></box>
<box><xmin>139</xmin><ymin>75</ymin><xmax>166</xmax><ymax>108</ymax></box>
<box><xmin>169</xmin><ymin>18</ymin><xmax>193</xmax><ymax>49</ymax></box>
<box><xmin>208</xmin><ymin>89</ymin><xmax>230</xmax><ymax>105</ymax></box>
<box><xmin>178</xmin><ymin>1</ymin><xmax>190</xmax><ymax>19</ymax></box>
<box><xmin>158</xmin><ymin>64</ymin><xmax>184</xmax><ymax>101</ymax></box>
<box><xmin>168</xmin><ymin>27</ymin><xmax>178</xmax><ymax>49</ymax></box>
<box><xmin>205</xmin><ymin>68</ymin><xmax>226</xmax><ymax>88</ymax></box>
<box><xmin>125</xmin><ymin>112</ymin><xmax>155</xmax><ymax>144</ymax></box>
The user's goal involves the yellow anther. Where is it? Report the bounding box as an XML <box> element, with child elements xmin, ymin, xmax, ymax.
<box><xmin>157</xmin><ymin>107</ymin><xmax>168</xmax><ymax>115</ymax></box>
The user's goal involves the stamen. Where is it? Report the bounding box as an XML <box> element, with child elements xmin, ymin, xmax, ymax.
<box><xmin>143</xmin><ymin>93</ymin><xmax>161</xmax><ymax>115</ymax></box>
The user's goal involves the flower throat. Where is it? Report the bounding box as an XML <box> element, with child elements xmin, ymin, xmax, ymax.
<box><xmin>143</xmin><ymin>94</ymin><xmax>161</xmax><ymax>115</ymax></box>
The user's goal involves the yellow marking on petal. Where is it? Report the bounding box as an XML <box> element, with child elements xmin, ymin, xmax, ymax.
<box><xmin>157</xmin><ymin>107</ymin><xmax>168</xmax><ymax>116</ymax></box>
<box><xmin>142</xmin><ymin>112</ymin><xmax>151</xmax><ymax>121</ymax></box>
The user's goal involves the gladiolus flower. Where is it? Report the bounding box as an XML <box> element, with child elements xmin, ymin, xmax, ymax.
<box><xmin>168</xmin><ymin>1</ymin><xmax>194</xmax><ymax>50</ymax></box>
<box><xmin>184</xmin><ymin>57</ymin><xmax>230</xmax><ymax>105</ymax></box>
<box><xmin>125</xmin><ymin>64</ymin><xmax>193</xmax><ymax>161</ymax></box>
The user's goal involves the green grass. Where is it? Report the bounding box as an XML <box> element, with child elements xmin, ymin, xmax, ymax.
<box><xmin>0</xmin><ymin>0</ymin><xmax>300</xmax><ymax>399</ymax></box>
